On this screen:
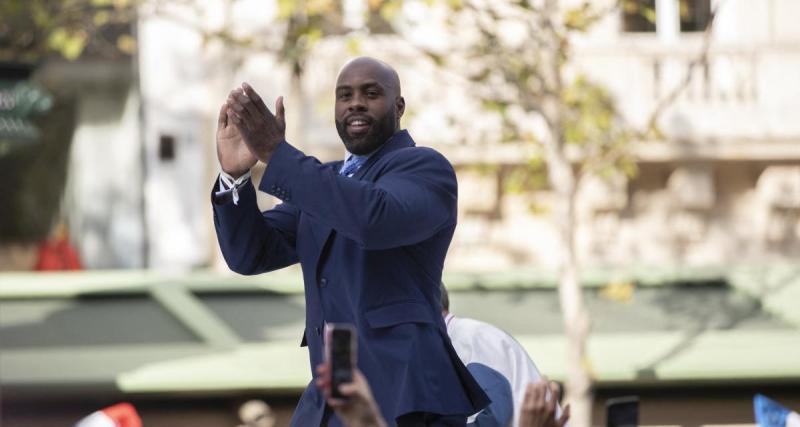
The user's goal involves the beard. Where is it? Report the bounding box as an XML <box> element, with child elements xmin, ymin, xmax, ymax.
<box><xmin>336</xmin><ymin>109</ymin><xmax>398</xmax><ymax>155</ymax></box>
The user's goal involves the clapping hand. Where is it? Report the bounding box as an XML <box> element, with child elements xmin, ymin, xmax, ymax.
<box><xmin>216</xmin><ymin>95</ymin><xmax>256</xmax><ymax>178</ymax></box>
<box><xmin>226</xmin><ymin>82</ymin><xmax>286</xmax><ymax>164</ymax></box>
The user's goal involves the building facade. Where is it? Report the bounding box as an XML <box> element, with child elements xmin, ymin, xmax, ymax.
<box><xmin>14</xmin><ymin>0</ymin><xmax>796</xmax><ymax>272</ymax></box>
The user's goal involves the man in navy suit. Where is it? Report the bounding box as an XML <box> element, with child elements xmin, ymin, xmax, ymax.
<box><xmin>213</xmin><ymin>57</ymin><xmax>489</xmax><ymax>426</ymax></box>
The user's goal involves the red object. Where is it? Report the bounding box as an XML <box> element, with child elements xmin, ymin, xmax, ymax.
<box><xmin>101</xmin><ymin>403</ymin><xmax>142</xmax><ymax>427</ymax></box>
<box><xmin>34</xmin><ymin>236</ymin><xmax>82</xmax><ymax>270</ymax></box>
<box><xmin>75</xmin><ymin>402</ymin><xmax>142</xmax><ymax>427</ymax></box>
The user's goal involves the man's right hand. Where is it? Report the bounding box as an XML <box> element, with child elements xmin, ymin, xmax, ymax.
<box><xmin>216</xmin><ymin>96</ymin><xmax>257</xmax><ymax>178</ymax></box>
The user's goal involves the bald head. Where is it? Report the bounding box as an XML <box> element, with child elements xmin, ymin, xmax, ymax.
<box><xmin>337</xmin><ymin>57</ymin><xmax>401</xmax><ymax>96</ymax></box>
<box><xmin>334</xmin><ymin>57</ymin><xmax>405</xmax><ymax>155</ymax></box>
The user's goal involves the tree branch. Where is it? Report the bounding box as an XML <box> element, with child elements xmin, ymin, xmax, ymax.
<box><xmin>640</xmin><ymin>0</ymin><xmax>727</xmax><ymax>140</ymax></box>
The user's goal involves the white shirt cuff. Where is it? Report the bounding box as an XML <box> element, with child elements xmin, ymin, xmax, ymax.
<box><xmin>218</xmin><ymin>170</ymin><xmax>252</xmax><ymax>205</ymax></box>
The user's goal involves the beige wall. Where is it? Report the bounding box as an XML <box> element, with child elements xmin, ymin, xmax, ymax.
<box><xmin>87</xmin><ymin>0</ymin><xmax>800</xmax><ymax>271</ymax></box>
<box><xmin>448</xmin><ymin>160</ymin><xmax>800</xmax><ymax>271</ymax></box>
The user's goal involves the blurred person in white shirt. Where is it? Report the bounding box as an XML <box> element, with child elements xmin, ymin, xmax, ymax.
<box><xmin>441</xmin><ymin>283</ymin><xmax>569</xmax><ymax>427</ymax></box>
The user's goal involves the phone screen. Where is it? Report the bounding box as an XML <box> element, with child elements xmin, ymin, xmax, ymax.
<box><xmin>326</xmin><ymin>324</ymin><xmax>356</xmax><ymax>398</ymax></box>
<box><xmin>606</xmin><ymin>396</ymin><xmax>639</xmax><ymax>427</ymax></box>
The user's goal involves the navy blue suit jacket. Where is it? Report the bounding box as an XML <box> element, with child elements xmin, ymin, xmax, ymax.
<box><xmin>213</xmin><ymin>130</ymin><xmax>489</xmax><ymax>426</ymax></box>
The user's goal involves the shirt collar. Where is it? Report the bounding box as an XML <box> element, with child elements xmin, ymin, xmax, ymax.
<box><xmin>342</xmin><ymin>129</ymin><xmax>409</xmax><ymax>163</ymax></box>
<box><xmin>343</xmin><ymin>151</ymin><xmax>373</xmax><ymax>164</ymax></box>
<box><xmin>444</xmin><ymin>312</ymin><xmax>455</xmax><ymax>327</ymax></box>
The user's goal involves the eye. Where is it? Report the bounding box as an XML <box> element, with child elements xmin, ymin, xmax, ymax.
<box><xmin>367</xmin><ymin>90</ymin><xmax>379</xmax><ymax>98</ymax></box>
<box><xmin>337</xmin><ymin>92</ymin><xmax>351</xmax><ymax>100</ymax></box>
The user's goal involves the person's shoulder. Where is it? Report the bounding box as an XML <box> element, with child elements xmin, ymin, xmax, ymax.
<box><xmin>400</xmin><ymin>144</ymin><xmax>448</xmax><ymax>159</ymax></box>
<box><xmin>456</xmin><ymin>317</ymin><xmax>528</xmax><ymax>352</ymax></box>
<box><xmin>385</xmin><ymin>145</ymin><xmax>454</xmax><ymax>171</ymax></box>
<box><xmin>457</xmin><ymin>317</ymin><xmax>510</xmax><ymax>337</ymax></box>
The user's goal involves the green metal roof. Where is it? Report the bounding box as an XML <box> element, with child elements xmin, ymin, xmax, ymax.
<box><xmin>1</xmin><ymin>263</ymin><xmax>798</xmax><ymax>395</ymax></box>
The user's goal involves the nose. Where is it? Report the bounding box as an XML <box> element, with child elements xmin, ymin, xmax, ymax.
<box><xmin>347</xmin><ymin>93</ymin><xmax>367</xmax><ymax>112</ymax></box>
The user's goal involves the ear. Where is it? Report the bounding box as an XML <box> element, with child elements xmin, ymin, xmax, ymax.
<box><xmin>396</xmin><ymin>96</ymin><xmax>405</xmax><ymax>119</ymax></box>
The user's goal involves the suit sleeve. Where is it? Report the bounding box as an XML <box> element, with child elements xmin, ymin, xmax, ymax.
<box><xmin>259</xmin><ymin>141</ymin><xmax>457</xmax><ymax>250</ymax></box>
<box><xmin>212</xmin><ymin>177</ymin><xmax>299</xmax><ymax>275</ymax></box>
<box><xmin>466</xmin><ymin>363</ymin><xmax>513</xmax><ymax>427</ymax></box>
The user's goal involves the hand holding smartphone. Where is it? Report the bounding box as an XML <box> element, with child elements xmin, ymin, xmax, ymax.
<box><xmin>325</xmin><ymin>323</ymin><xmax>357</xmax><ymax>399</ymax></box>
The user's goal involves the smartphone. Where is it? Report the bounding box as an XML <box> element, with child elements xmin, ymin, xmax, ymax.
<box><xmin>325</xmin><ymin>323</ymin><xmax>356</xmax><ymax>399</ymax></box>
<box><xmin>606</xmin><ymin>396</ymin><xmax>639</xmax><ymax>427</ymax></box>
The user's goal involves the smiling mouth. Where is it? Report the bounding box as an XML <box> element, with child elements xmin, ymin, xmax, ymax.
<box><xmin>347</xmin><ymin>118</ymin><xmax>371</xmax><ymax>135</ymax></box>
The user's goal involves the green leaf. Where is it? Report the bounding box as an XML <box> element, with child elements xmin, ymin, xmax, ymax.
<box><xmin>620</xmin><ymin>159</ymin><xmax>639</xmax><ymax>178</ymax></box>
<box><xmin>277</xmin><ymin>0</ymin><xmax>297</xmax><ymax>19</ymax></box>
<box><xmin>379</xmin><ymin>0</ymin><xmax>402</xmax><ymax>21</ymax></box>
<box><xmin>563</xmin><ymin>3</ymin><xmax>595</xmax><ymax>32</ymax></box>
<box><xmin>304</xmin><ymin>27</ymin><xmax>323</xmax><ymax>44</ymax></box>
<box><xmin>47</xmin><ymin>28</ymin><xmax>68</xmax><ymax>50</ymax></box>
<box><xmin>48</xmin><ymin>29</ymin><xmax>88</xmax><ymax>60</ymax></box>
<box><xmin>679</xmin><ymin>0</ymin><xmax>690</xmax><ymax>19</ymax></box>
<box><xmin>346</xmin><ymin>36</ymin><xmax>362</xmax><ymax>55</ymax></box>
<box><xmin>31</xmin><ymin>2</ymin><xmax>52</xmax><ymax>28</ymax></box>
<box><xmin>306</xmin><ymin>0</ymin><xmax>336</xmax><ymax>16</ymax></box>
<box><xmin>481</xmin><ymin>99</ymin><xmax>507</xmax><ymax>113</ymax></box>
<box><xmin>61</xmin><ymin>31</ymin><xmax>88</xmax><ymax>60</ymax></box>
<box><xmin>642</xmin><ymin>7</ymin><xmax>657</xmax><ymax>24</ymax></box>
<box><xmin>116</xmin><ymin>34</ymin><xmax>136</xmax><ymax>54</ymax></box>
<box><xmin>447</xmin><ymin>0</ymin><xmax>463</xmax><ymax>10</ymax></box>
<box><xmin>94</xmin><ymin>10</ymin><xmax>111</xmax><ymax>26</ymax></box>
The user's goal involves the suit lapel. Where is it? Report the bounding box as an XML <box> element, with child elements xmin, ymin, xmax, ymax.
<box><xmin>351</xmin><ymin>130</ymin><xmax>415</xmax><ymax>181</ymax></box>
<box><xmin>309</xmin><ymin>130</ymin><xmax>415</xmax><ymax>279</ymax></box>
<box><xmin>306</xmin><ymin>160</ymin><xmax>342</xmax><ymax>273</ymax></box>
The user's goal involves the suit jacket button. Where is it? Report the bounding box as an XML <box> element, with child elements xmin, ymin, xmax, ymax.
<box><xmin>319</xmin><ymin>278</ymin><xmax>327</xmax><ymax>287</ymax></box>
<box><xmin>315</xmin><ymin>327</ymin><xmax>321</xmax><ymax>336</ymax></box>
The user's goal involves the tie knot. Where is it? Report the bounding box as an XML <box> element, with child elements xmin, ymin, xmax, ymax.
<box><xmin>340</xmin><ymin>155</ymin><xmax>366</xmax><ymax>177</ymax></box>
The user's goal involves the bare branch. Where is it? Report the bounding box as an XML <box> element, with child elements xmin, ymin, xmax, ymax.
<box><xmin>640</xmin><ymin>0</ymin><xmax>727</xmax><ymax>139</ymax></box>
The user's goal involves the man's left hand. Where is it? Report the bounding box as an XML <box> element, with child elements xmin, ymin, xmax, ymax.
<box><xmin>226</xmin><ymin>82</ymin><xmax>285</xmax><ymax>164</ymax></box>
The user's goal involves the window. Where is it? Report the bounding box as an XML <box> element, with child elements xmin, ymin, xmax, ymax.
<box><xmin>680</xmin><ymin>0</ymin><xmax>712</xmax><ymax>32</ymax></box>
<box><xmin>158</xmin><ymin>134</ymin><xmax>176</xmax><ymax>161</ymax></box>
<box><xmin>623</xmin><ymin>0</ymin><xmax>712</xmax><ymax>33</ymax></box>
<box><xmin>623</xmin><ymin>0</ymin><xmax>657</xmax><ymax>33</ymax></box>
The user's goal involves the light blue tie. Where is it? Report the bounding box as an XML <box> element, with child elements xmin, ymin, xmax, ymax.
<box><xmin>339</xmin><ymin>155</ymin><xmax>366</xmax><ymax>177</ymax></box>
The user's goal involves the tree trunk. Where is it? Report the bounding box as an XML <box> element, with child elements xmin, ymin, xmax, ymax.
<box><xmin>556</xmin><ymin>169</ymin><xmax>592</xmax><ymax>427</ymax></box>
<box><xmin>287</xmin><ymin>69</ymin><xmax>306</xmax><ymax>150</ymax></box>
<box><xmin>539</xmin><ymin>0</ymin><xmax>593</xmax><ymax>425</ymax></box>
<box><xmin>541</xmin><ymin>127</ymin><xmax>592</xmax><ymax>427</ymax></box>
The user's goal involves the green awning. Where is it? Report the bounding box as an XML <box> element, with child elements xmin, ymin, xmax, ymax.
<box><xmin>1</xmin><ymin>263</ymin><xmax>799</xmax><ymax>395</ymax></box>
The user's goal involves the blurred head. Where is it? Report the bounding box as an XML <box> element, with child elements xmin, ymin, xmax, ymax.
<box><xmin>238</xmin><ymin>400</ymin><xmax>275</xmax><ymax>427</ymax></box>
<box><xmin>335</xmin><ymin>57</ymin><xmax>405</xmax><ymax>155</ymax></box>
<box><xmin>440</xmin><ymin>282</ymin><xmax>450</xmax><ymax>314</ymax></box>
